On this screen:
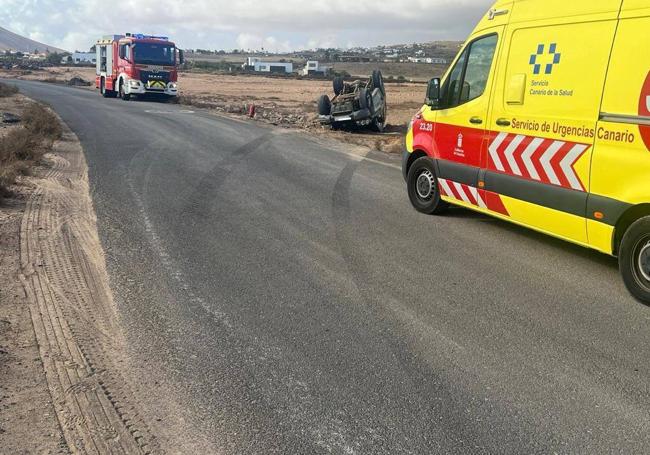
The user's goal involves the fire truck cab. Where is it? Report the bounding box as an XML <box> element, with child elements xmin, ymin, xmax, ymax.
<box><xmin>95</xmin><ymin>33</ymin><xmax>183</xmax><ymax>100</ymax></box>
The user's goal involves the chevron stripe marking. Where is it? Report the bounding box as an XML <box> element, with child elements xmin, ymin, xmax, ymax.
<box><xmin>539</xmin><ymin>140</ymin><xmax>564</xmax><ymax>185</ymax></box>
<box><xmin>489</xmin><ymin>132</ymin><xmax>508</xmax><ymax>171</ymax></box>
<box><xmin>521</xmin><ymin>137</ymin><xmax>544</xmax><ymax>181</ymax></box>
<box><xmin>560</xmin><ymin>144</ymin><xmax>588</xmax><ymax>191</ymax></box>
<box><xmin>504</xmin><ymin>135</ymin><xmax>526</xmax><ymax>175</ymax></box>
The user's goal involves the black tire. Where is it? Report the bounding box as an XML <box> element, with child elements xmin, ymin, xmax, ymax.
<box><xmin>119</xmin><ymin>81</ymin><xmax>131</xmax><ymax>101</ymax></box>
<box><xmin>372</xmin><ymin>70</ymin><xmax>385</xmax><ymax>95</ymax></box>
<box><xmin>619</xmin><ymin>216</ymin><xmax>650</xmax><ymax>304</ymax></box>
<box><xmin>333</xmin><ymin>76</ymin><xmax>345</xmax><ymax>96</ymax></box>
<box><xmin>373</xmin><ymin>116</ymin><xmax>386</xmax><ymax>133</ymax></box>
<box><xmin>373</xmin><ymin>96</ymin><xmax>386</xmax><ymax>132</ymax></box>
<box><xmin>318</xmin><ymin>95</ymin><xmax>331</xmax><ymax>116</ymax></box>
<box><xmin>100</xmin><ymin>78</ymin><xmax>116</xmax><ymax>98</ymax></box>
<box><xmin>359</xmin><ymin>88</ymin><xmax>372</xmax><ymax>113</ymax></box>
<box><xmin>406</xmin><ymin>157</ymin><xmax>449</xmax><ymax>215</ymax></box>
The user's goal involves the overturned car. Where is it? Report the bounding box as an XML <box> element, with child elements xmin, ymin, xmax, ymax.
<box><xmin>318</xmin><ymin>70</ymin><xmax>387</xmax><ymax>132</ymax></box>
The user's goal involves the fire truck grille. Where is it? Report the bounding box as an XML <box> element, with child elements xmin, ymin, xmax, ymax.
<box><xmin>140</xmin><ymin>71</ymin><xmax>170</xmax><ymax>86</ymax></box>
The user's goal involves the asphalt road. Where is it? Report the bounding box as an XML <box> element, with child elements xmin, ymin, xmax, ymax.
<box><xmin>9</xmin><ymin>80</ymin><xmax>650</xmax><ymax>454</ymax></box>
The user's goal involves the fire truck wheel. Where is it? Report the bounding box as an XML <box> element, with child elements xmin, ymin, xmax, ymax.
<box><xmin>406</xmin><ymin>157</ymin><xmax>449</xmax><ymax>215</ymax></box>
<box><xmin>119</xmin><ymin>82</ymin><xmax>131</xmax><ymax>101</ymax></box>
<box><xmin>619</xmin><ymin>216</ymin><xmax>650</xmax><ymax>305</ymax></box>
<box><xmin>100</xmin><ymin>79</ymin><xmax>115</xmax><ymax>98</ymax></box>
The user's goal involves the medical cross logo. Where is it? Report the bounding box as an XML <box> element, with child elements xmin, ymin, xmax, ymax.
<box><xmin>529</xmin><ymin>43</ymin><xmax>561</xmax><ymax>75</ymax></box>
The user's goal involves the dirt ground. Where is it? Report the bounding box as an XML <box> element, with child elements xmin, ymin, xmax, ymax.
<box><xmin>0</xmin><ymin>93</ymin><xmax>160</xmax><ymax>453</ymax></box>
<box><xmin>0</xmin><ymin>92</ymin><xmax>64</xmax><ymax>453</ymax></box>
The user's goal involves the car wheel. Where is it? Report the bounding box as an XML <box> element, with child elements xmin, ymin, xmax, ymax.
<box><xmin>333</xmin><ymin>76</ymin><xmax>345</xmax><ymax>96</ymax></box>
<box><xmin>406</xmin><ymin>157</ymin><xmax>449</xmax><ymax>215</ymax></box>
<box><xmin>619</xmin><ymin>216</ymin><xmax>650</xmax><ymax>304</ymax></box>
<box><xmin>373</xmin><ymin>117</ymin><xmax>386</xmax><ymax>133</ymax></box>
<box><xmin>318</xmin><ymin>95</ymin><xmax>331</xmax><ymax>116</ymax></box>
<box><xmin>119</xmin><ymin>82</ymin><xmax>131</xmax><ymax>101</ymax></box>
<box><xmin>373</xmin><ymin>104</ymin><xmax>387</xmax><ymax>133</ymax></box>
<box><xmin>359</xmin><ymin>88</ymin><xmax>373</xmax><ymax>114</ymax></box>
<box><xmin>372</xmin><ymin>70</ymin><xmax>385</xmax><ymax>95</ymax></box>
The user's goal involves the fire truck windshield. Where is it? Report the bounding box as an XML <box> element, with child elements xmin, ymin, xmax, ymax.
<box><xmin>133</xmin><ymin>43</ymin><xmax>175</xmax><ymax>66</ymax></box>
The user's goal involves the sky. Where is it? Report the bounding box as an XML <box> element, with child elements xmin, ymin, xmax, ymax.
<box><xmin>0</xmin><ymin>0</ymin><xmax>493</xmax><ymax>52</ymax></box>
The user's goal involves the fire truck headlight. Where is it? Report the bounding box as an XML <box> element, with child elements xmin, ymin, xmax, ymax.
<box><xmin>168</xmin><ymin>82</ymin><xmax>177</xmax><ymax>89</ymax></box>
<box><xmin>129</xmin><ymin>79</ymin><xmax>141</xmax><ymax>87</ymax></box>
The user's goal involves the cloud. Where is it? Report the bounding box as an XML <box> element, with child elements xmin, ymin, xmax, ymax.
<box><xmin>235</xmin><ymin>33</ymin><xmax>293</xmax><ymax>53</ymax></box>
<box><xmin>0</xmin><ymin>0</ymin><xmax>493</xmax><ymax>51</ymax></box>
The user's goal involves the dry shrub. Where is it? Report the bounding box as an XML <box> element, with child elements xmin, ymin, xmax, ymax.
<box><xmin>0</xmin><ymin>128</ymin><xmax>44</xmax><ymax>162</ymax></box>
<box><xmin>0</xmin><ymin>103</ymin><xmax>58</xmax><ymax>198</ymax></box>
<box><xmin>0</xmin><ymin>82</ymin><xmax>19</xmax><ymax>98</ymax></box>
<box><xmin>0</xmin><ymin>128</ymin><xmax>45</xmax><ymax>196</ymax></box>
<box><xmin>22</xmin><ymin>103</ymin><xmax>62</xmax><ymax>141</ymax></box>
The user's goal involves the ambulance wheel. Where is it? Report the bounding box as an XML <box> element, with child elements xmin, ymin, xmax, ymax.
<box><xmin>119</xmin><ymin>82</ymin><xmax>131</xmax><ymax>101</ymax></box>
<box><xmin>406</xmin><ymin>157</ymin><xmax>449</xmax><ymax>215</ymax></box>
<box><xmin>619</xmin><ymin>216</ymin><xmax>650</xmax><ymax>305</ymax></box>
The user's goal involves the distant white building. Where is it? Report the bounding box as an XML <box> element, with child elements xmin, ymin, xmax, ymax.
<box><xmin>407</xmin><ymin>56</ymin><xmax>447</xmax><ymax>65</ymax></box>
<box><xmin>68</xmin><ymin>52</ymin><xmax>96</xmax><ymax>64</ymax></box>
<box><xmin>300</xmin><ymin>61</ymin><xmax>330</xmax><ymax>76</ymax></box>
<box><xmin>253</xmin><ymin>60</ymin><xmax>293</xmax><ymax>74</ymax></box>
<box><xmin>245</xmin><ymin>57</ymin><xmax>261</xmax><ymax>67</ymax></box>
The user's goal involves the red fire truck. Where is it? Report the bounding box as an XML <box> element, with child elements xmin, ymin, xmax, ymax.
<box><xmin>95</xmin><ymin>33</ymin><xmax>184</xmax><ymax>100</ymax></box>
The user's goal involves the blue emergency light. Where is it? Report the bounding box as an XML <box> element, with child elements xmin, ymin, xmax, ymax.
<box><xmin>127</xmin><ymin>33</ymin><xmax>169</xmax><ymax>41</ymax></box>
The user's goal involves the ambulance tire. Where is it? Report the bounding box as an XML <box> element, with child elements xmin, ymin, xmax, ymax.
<box><xmin>406</xmin><ymin>157</ymin><xmax>449</xmax><ymax>215</ymax></box>
<box><xmin>619</xmin><ymin>216</ymin><xmax>650</xmax><ymax>305</ymax></box>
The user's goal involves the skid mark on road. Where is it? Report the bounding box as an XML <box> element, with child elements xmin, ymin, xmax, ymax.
<box><xmin>124</xmin><ymin>133</ymin><xmax>377</xmax><ymax>453</ymax></box>
<box><xmin>127</xmin><ymin>168</ymin><xmax>234</xmax><ymax>331</ymax></box>
<box><xmin>124</xmin><ymin>131</ymin><xmax>281</xmax><ymax>330</ymax></box>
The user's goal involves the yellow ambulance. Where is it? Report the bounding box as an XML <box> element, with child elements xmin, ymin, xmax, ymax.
<box><xmin>402</xmin><ymin>0</ymin><xmax>650</xmax><ymax>303</ymax></box>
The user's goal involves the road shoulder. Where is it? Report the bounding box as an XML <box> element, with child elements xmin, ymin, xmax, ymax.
<box><xmin>1</xmin><ymin>98</ymin><xmax>159</xmax><ymax>453</ymax></box>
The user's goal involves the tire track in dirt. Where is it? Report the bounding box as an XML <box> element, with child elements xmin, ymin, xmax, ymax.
<box><xmin>18</xmin><ymin>115</ymin><xmax>161</xmax><ymax>454</ymax></box>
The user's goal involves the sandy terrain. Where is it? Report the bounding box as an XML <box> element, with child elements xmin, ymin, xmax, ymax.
<box><xmin>0</xmin><ymin>92</ymin><xmax>64</xmax><ymax>453</ymax></box>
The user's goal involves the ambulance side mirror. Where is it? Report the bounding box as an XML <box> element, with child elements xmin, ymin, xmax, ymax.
<box><xmin>426</xmin><ymin>78</ymin><xmax>441</xmax><ymax>108</ymax></box>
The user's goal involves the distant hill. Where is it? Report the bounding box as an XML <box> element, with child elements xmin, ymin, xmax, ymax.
<box><xmin>0</xmin><ymin>26</ymin><xmax>66</xmax><ymax>53</ymax></box>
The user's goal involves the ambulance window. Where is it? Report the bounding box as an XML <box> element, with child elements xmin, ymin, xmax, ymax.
<box><xmin>460</xmin><ymin>34</ymin><xmax>498</xmax><ymax>103</ymax></box>
<box><xmin>441</xmin><ymin>34</ymin><xmax>498</xmax><ymax>108</ymax></box>
<box><xmin>441</xmin><ymin>49</ymin><xmax>468</xmax><ymax>108</ymax></box>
